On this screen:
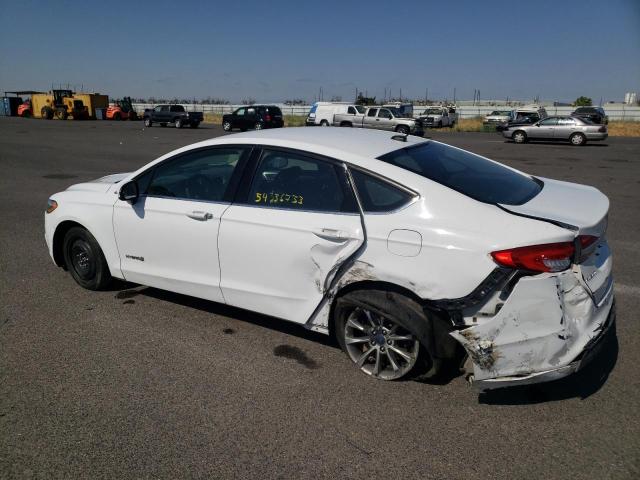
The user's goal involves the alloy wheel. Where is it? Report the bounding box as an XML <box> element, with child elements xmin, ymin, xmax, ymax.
<box><xmin>343</xmin><ymin>307</ymin><xmax>419</xmax><ymax>380</ymax></box>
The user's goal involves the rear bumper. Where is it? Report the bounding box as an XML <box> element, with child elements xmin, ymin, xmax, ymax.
<box><xmin>471</xmin><ymin>298</ymin><xmax>615</xmax><ymax>390</ymax></box>
<box><xmin>450</xmin><ymin>267</ymin><xmax>615</xmax><ymax>391</ymax></box>
<box><xmin>585</xmin><ymin>132</ymin><xmax>608</xmax><ymax>141</ymax></box>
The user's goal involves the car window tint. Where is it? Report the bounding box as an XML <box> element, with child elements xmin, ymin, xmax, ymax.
<box><xmin>248</xmin><ymin>150</ymin><xmax>357</xmax><ymax>213</ymax></box>
<box><xmin>348</xmin><ymin>106</ymin><xmax>356</xmax><ymax>114</ymax></box>
<box><xmin>367</xmin><ymin>109</ymin><xmax>378</xmax><ymax>117</ymax></box>
<box><xmin>235</xmin><ymin>108</ymin><xmax>245</xmax><ymax>116</ymax></box>
<box><xmin>378</xmin><ymin>109</ymin><xmax>392</xmax><ymax>119</ymax></box>
<box><xmin>378</xmin><ymin>142</ymin><xmax>542</xmax><ymax>206</ymax></box>
<box><xmin>351</xmin><ymin>170</ymin><xmax>413</xmax><ymax>213</ymax></box>
<box><xmin>539</xmin><ymin>117</ymin><xmax>558</xmax><ymax>126</ymax></box>
<box><xmin>558</xmin><ymin>118</ymin><xmax>576</xmax><ymax>125</ymax></box>
<box><xmin>145</xmin><ymin>148</ymin><xmax>247</xmax><ymax>202</ymax></box>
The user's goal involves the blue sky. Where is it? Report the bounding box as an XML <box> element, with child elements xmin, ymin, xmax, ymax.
<box><xmin>0</xmin><ymin>0</ymin><xmax>638</xmax><ymax>103</ymax></box>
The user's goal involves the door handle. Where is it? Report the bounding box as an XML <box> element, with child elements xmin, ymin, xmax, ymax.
<box><xmin>313</xmin><ymin>228</ymin><xmax>356</xmax><ymax>242</ymax></box>
<box><xmin>186</xmin><ymin>211</ymin><xmax>213</xmax><ymax>221</ymax></box>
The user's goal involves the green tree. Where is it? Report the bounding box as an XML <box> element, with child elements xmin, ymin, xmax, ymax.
<box><xmin>574</xmin><ymin>96</ymin><xmax>593</xmax><ymax>106</ymax></box>
<box><xmin>355</xmin><ymin>93</ymin><xmax>376</xmax><ymax>105</ymax></box>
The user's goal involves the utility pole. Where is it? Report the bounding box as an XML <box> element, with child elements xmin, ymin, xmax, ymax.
<box><xmin>425</xmin><ymin>88</ymin><xmax>428</xmax><ymax>104</ymax></box>
<box><xmin>453</xmin><ymin>87</ymin><xmax>456</xmax><ymax>104</ymax></box>
<box><xmin>399</xmin><ymin>88</ymin><xmax>402</xmax><ymax>102</ymax></box>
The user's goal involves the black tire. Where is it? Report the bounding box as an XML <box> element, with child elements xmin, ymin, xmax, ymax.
<box><xmin>144</xmin><ymin>117</ymin><xmax>152</xmax><ymax>127</ymax></box>
<box><xmin>334</xmin><ymin>289</ymin><xmax>452</xmax><ymax>381</ymax></box>
<box><xmin>55</xmin><ymin>109</ymin><xmax>68</xmax><ymax>120</ymax></box>
<box><xmin>160</xmin><ymin>123</ymin><xmax>167</xmax><ymax>127</ymax></box>
<box><xmin>22</xmin><ymin>110</ymin><xmax>32</xmax><ymax>118</ymax></box>
<box><xmin>438</xmin><ymin>121</ymin><xmax>443</xmax><ymax>128</ymax></box>
<box><xmin>254</xmin><ymin>122</ymin><xmax>263</xmax><ymax>130</ymax></box>
<box><xmin>570</xmin><ymin>132</ymin><xmax>587</xmax><ymax>146</ymax></box>
<box><xmin>320</xmin><ymin>120</ymin><xmax>329</xmax><ymax>127</ymax></box>
<box><xmin>41</xmin><ymin>107</ymin><xmax>54</xmax><ymax>120</ymax></box>
<box><xmin>62</xmin><ymin>227</ymin><xmax>112</xmax><ymax>290</ymax></box>
<box><xmin>190</xmin><ymin>122</ymin><xmax>199</xmax><ymax>129</ymax></box>
<box><xmin>222</xmin><ymin>121</ymin><xmax>232</xmax><ymax>131</ymax></box>
<box><xmin>113</xmin><ymin>112</ymin><xmax>121</xmax><ymax>121</ymax></box>
<box><xmin>395</xmin><ymin>125</ymin><xmax>410</xmax><ymax>135</ymax></box>
<box><xmin>175</xmin><ymin>118</ymin><xmax>183</xmax><ymax>128</ymax></box>
<box><xmin>512</xmin><ymin>130</ymin><xmax>527</xmax><ymax>144</ymax></box>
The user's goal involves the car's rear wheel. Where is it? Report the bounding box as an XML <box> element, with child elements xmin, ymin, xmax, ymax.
<box><xmin>144</xmin><ymin>117</ymin><xmax>152</xmax><ymax>127</ymax></box>
<box><xmin>395</xmin><ymin>125</ymin><xmax>410</xmax><ymax>135</ymax></box>
<box><xmin>222</xmin><ymin>121</ymin><xmax>232</xmax><ymax>131</ymax></box>
<box><xmin>62</xmin><ymin>227</ymin><xmax>112</xmax><ymax>290</ymax></box>
<box><xmin>175</xmin><ymin>118</ymin><xmax>183</xmax><ymax>128</ymax></box>
<box><xmin>254</xmin><ymin>122</ymin><xmax>263</xmax><ymax>130</ymax></box>
<box><xmin>512</xmin><ymin>130</ymin><xmax>527</xmax><ymax>143</ymax></box>
<box><xmin>334</xmin><ymin>290</ymin><xmax>436</xmax><ymax>381</ymax></box>
<box><xmin>570</xmin><ymin>132</ymin><xmax>586</xmax><ymax>146</ymax></box>
<box><xmin>320</xmin><ymin>120</ymin><xmax>329</xmax><ymax>127</ymax></box>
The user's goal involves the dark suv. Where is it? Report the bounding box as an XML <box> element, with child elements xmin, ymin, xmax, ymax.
<box><xmin>222</xmin><ymin>105</ymin><xmax>284</xmax><ymax>131</ymax></box>
<box><xmin>571</xmin><ymin>106</ymin><xmax>608</xmax><ymax>125</ymax></box>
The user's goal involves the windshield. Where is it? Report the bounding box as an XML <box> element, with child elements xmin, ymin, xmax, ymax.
<box><xmin>378</xmin><ymin>142</ymin><xmax>542</xmax><ymax>205</ymax></box>
<box><xmin>490</xmin><ymin>111</ymin><xmax>511</xmax><ymax>116</ymax></box>
<box><xmin>424</xmin><ymin>108</ymin><xmax>442</xmax><ymax>115</ymax></box>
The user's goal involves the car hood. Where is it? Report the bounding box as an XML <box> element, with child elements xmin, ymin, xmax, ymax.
<box><xmin>66</xmin><ymin>173</ymin><xmax>130</xmax><ymax>193</ymax></box>
<box><xmin>500</xmin><ymin>177</ymin><xmax>609</xmax><ymax>236</ymax></box>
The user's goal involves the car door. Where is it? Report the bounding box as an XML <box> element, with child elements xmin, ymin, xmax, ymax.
<box><xmin>113</xmin><ymin>146</ymin><xmax>251</xmax><ymax>302</ymax></box>
<box><xmin>376</xmin><ymin>108</ymin><xmax>394</xmax><ymax>130</ymax></box>
<box><xmin>231</xmin><ymin>107</ymin><xmax>245</xmax><ymax>129</ymax></box>
<box><xmin>555</xmin><ymin>117</ymin><xmax>578</xmax><ymax>139</ymax></box>
<box><xmin>531</xmin><ymin>117</ymin><xmax>558</xmax><ymax>139</ymax></box>
<box><xmin>363</xmin><ymin>108</ymin><xmax>378</xmax><ymax>129</ymax></box>
<box><xmin>246</xmin><ymin>107</ymin><xmax>258</xmax><ymax>129</ymax></box>
<box><xmin>218</xmin><ymin>147</ymin><xmax>364</xmax><ymax>324</ymax></box>
<box><xmin>152</xmin><ymin>105</ymin><xmax>163</xmax><ymax>122</ymax></box>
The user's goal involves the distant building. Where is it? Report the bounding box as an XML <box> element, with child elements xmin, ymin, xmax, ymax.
<box><xmin>624</xmin><ymin>92</ymin><xmax>637</xmax><ymax>105</ymax></box>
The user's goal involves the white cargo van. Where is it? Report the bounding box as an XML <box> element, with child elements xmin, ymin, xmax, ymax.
<box><xmin>306</xmin><ymin>102</ymin><xmax>365</xmax><ymax>126</ymax></box>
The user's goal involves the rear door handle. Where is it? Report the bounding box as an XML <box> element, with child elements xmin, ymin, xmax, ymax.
<box><xmin>186</xmin><ymin>211</ymin><xmax>213</xmax><ymax>221</ymax></box>
<box><xmin>313</xmin><ymin>228</ymin><xmax>356</xmax><ymax>242</ymax></box>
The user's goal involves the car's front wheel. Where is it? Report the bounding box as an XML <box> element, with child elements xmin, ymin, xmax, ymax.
<box><xmin>570</xmin><ymin>132</ymin><xmax>586</xmax><ymax>146</ymax></box>
<box><xmin>334</xmin><ymin>290</ymin><xmax>436</xmax><ymax>381</ymax></box>
<box><xmin>395</xmin><ymin>125</ymin><xmax>410</xmax><ymax>135</ymax></box>
<box><xmin>62</xmin><ymin>226</ymin><xmax>112</xmax><ymax>290</ymax></box>
<box><xmin>222</xmin><ymin>121</ymin><xmax>232</xmax><ymax>131</ymax></box>
<box><xmin>320</xmin><ymin>120</ymin><xmax>329</xmax><ymax>127</ymax></box>
<box><xmin>512</xmin><ymin>130</ymin><xmax>527</xmax><ymax>143</ymax></box>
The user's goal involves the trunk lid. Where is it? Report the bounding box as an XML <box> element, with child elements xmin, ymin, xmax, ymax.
<box><xmin>501</xmin><ymin>176</ymin><xmax>612</xmax><ymax>305</ymax></box>
<box><xmin>500</xmin><ymin>177</ymin><xmax>609</xmax><ymax>236</ymax></box>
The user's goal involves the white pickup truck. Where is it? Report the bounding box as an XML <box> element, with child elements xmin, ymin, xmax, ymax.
<box><xmin>417</xmin><ymin>106</ymin><xmax>457</xmax><ymax>128</ymax></box>
<box><xmin>333</xmin><ymin>106</ymin><xmax>424</xmax><ymax>136</ymax></box>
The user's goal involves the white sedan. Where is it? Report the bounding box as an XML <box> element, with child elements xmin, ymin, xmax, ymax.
<box><xmin>44</xmin><ymin>128</ymin><xmax>615</xmax><ymax>390</ymax></box>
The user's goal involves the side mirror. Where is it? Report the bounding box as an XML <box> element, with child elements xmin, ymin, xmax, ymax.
<box><xmin>119</xmin><ymin>180</ymin><xmax>139</xmax><ymax>203</ymax></box>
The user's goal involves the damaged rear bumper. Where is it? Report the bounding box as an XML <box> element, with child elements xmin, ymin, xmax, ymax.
<box><xmin>450</xmin><ymin>268</ymin><xmax>615</xmax><ymax>391</ymax></box>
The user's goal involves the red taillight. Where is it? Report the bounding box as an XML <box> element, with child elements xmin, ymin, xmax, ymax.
<box><xmin>491</xmin><ymin>242</ymin><xmax>575</xmax><ymax>273</ymax></box>
<box><xmin>265</xmin><ymin>114</ymin><xmax>271</xmax><ymax>121</ymax></box>
<box><xmin>578</xmin><ymin>235</ymin><xmax>598</xmax><ymax>248</ymax></box>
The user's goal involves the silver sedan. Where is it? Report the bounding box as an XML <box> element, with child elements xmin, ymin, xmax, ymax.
<box><xmin>502</xmin><ymin>115</ymin><xmax>608</xmax><ymax>145</ymax></box>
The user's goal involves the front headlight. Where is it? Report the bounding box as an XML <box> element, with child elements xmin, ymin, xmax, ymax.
<box><xmin>46</xmin><ymin>198</ymin><xmax>58</xmax><ymax>214</ymax></box>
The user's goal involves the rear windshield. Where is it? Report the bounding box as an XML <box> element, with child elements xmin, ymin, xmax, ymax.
<box><xmin>266</xmin><ymin>106</ymin><xmax>282</xmax><ymax>115</ymax></box>
<box><xmin>378</xmin><ymin>142</ymin><xmax>542</xmax><ymax>205</ymax></box>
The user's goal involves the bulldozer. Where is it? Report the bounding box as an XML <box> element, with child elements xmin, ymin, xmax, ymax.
<box><xmin>106</xmin><ymin>97</ymin><xmax>138</xmax><ymax>120</ymax></box>
<box><xmin>26</xmin><ymin>90</ymin><xmax>89</xmax><ymax>120</ymax></box>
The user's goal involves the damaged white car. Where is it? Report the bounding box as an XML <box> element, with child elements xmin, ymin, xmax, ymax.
<box><xmin>44</xmin><ymin>128</ymin><xmax>615</xmax><ymax>390</ymax></box>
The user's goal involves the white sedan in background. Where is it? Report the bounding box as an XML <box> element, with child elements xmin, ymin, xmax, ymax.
<box><xmin>44</xmin><ymin>128</ymin><xmax>615</xmax><ymax>390</ymax></box>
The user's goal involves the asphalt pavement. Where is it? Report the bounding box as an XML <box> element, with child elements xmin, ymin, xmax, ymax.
<box><xmin>1</xmin><ymin>118</ymin><xmax>639</xmax><ymax>479</ymax></box>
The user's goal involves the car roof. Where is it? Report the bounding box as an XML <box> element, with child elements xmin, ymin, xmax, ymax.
<box><xmin>191</xmin><ymin>127</ymin><xmax>428</xmax><ymax>161</ymax></box>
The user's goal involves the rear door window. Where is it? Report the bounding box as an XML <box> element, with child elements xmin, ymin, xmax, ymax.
<box><xmin>378</xmin><ymin>142</ymin><xmax>542</xmax><ymax>205</ymax></box>
<box><xmin>367</xmin><ymin>109</ymin><xmax>378</xmax><ymax>117</ymax></box>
